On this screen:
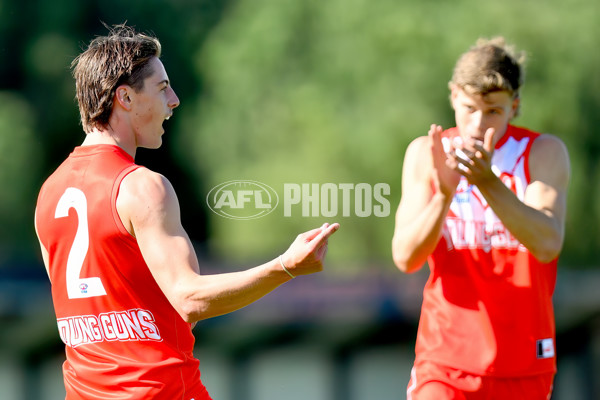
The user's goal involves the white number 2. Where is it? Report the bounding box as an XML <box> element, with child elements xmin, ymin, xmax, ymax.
<box><xmin>55</xmin><ymin>188</ymin><xmax>107</xmax><ymax>299</ymax></box>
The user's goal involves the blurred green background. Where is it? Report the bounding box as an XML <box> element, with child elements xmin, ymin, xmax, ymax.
<box><xmin>1</xmin><ymin>0</ymin><xmax>599</xmax><ymax>399</ymax></box>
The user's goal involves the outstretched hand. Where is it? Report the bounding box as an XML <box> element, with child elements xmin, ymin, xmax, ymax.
<box><xmin>280</xmin><ymin>223</ymin><xmax>340</xmax><ymax>277</ymax></box>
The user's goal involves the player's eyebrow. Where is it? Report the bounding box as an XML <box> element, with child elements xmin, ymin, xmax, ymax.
<box><xmin>157</xmin><ymin>79</ymin><xmax>170</xmax><ymax>87</ymax></box>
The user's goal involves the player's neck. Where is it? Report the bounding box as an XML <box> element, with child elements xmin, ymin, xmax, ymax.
<box><xmin>82</xmin><ymin>127</ymin><xmax>136</xmax><ymax>159</ymax></box>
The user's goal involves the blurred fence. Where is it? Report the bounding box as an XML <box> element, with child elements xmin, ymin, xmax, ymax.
<box><xmin>1</xmin><ymin>262</ymin><xmax>599</xmax><ymax>400</ymax></box>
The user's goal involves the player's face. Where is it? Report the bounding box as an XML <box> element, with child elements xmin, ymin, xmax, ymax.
<box><xmin>129</xmin><ymin>57</ymin><xmax>180</xmax><ymax>149</ymax></box>
<box><xmin>450</xmin><ymin>86</ymin><xmax>518</xmax><ymax>147</ymax></box>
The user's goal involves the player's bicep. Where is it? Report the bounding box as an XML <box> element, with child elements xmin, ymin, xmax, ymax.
<box><xmin>118</xmin><ymin>170</ymin><xmax>200</xmax><ymax>301</ymax></box>
<box><xmin>138</xmin><ymin>227</ymin><xmax>199</xmax><ymax>303</ymax></box>
<box><xmin>525</xmin><ymin>135</ymin><xmax>570</xmax><ymax>224</ymax></box>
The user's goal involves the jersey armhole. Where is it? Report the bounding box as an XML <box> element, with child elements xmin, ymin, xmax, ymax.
<box><xmin>523</xmin><ymin>134</ymin><xmax>540</xmax><ymax>184</ymax></box>
<box><xmin>111</xmin><ymin>165</ymin><xmax>142</xmax><ymax>237</ymax></box>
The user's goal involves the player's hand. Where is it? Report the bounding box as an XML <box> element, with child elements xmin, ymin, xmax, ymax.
<box><xmin>429</xmin><ymin>124</ymin><xmax>461</xmax><ymax>197</ymax></box>
<box><xmin>279</xmin><ymin>223</ymin><xmax>340</xmax><ymax>276</ymax></box>
<box><xmin>448</xmin><ymin>127</ymin><xmax>496</xmax><ymax>185</ymax></box>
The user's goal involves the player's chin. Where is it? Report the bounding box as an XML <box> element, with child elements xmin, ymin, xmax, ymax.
<box><xmin>145</xmin><ymin>136</ymin><xmax>164</xmax><ymax>150</ymax></box>
<box><xmin>155</xmin><ymin>128</ymin><xmax>166</xmax><ymax>146</ymax></box>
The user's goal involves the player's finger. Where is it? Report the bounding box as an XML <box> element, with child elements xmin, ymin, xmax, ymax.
<box><xmin>483</xmin><ymin>127</ymin><xmax>495</xmax><ymax>152</ymax></box>
<box><xmin>298</xmin><ymin>226</ymin><xmax>325</xmax><ymax>242</ymax></box>
<box><xmin>428</xmin><ymin>124</ymin><xmax>443</xmax><ymax>138</ymax></box>
<box><xmin>310</xmin><ymin>223</ymin><xmax>340</xmax><ymax>246</ymax></box>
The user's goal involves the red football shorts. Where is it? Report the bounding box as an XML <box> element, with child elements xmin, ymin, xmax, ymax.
<box><xmin>407</xmin><ymin>360</ymin><xmax>554</xmax><ymax>400</ymax></box>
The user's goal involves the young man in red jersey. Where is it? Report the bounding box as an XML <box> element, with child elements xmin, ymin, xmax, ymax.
<box><xmin>34</xmin><ymin>24</ymin><xmax>339</xmax><ymax>400</ymax></box>
<box><xmin>392</xmin><ymin>37</ymin><xmax>570</xmax><ymax>399</ymax></box>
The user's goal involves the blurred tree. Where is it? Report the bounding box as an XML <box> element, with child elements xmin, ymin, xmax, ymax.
<box><xmin>0</xmin><ymin>0</ymin><xmax>231</xmax><ymax>268</ymax></box>
<box><xmin>0</xmin><ymin>0</ymin><xmax>598</xmax><ymax>271</ymax></box>
<box><xmin>0</xmin><ymin>92</ymin><xmax>42</xmax><ymax>265</ymax></box>
<box><xmin>178</xmin><ymin>0</ymin><xmax>600</xmax><ymax>268</ymax></box>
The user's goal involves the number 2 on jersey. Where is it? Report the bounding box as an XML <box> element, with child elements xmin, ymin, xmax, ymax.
<box><xmin>55</xmin><ymin>187</ymin><xmax>107</xmax><ymax>299</ymax></box>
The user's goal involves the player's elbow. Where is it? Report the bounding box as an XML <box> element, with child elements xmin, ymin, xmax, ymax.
<box><xmin>168</xmin><ymin>277</ymin><xmax>221</xmax><ymax>323</ymax></box>
<box><xmin>170</xmin><ymin>288</ymin><xmax>213</xmax><ymax>323</ymax></box>
<box><xmin>393</xmin><ymin>259</ymin><xmax>410</xmax><ymax>273</ymax></box>
<box><xmin>179</xmin><ymin>312</ymin><xmax>197</xmax><ymax>324</ymax></box>
<box><xmin>174</xmin><ymin>298</ymin><xmax>198</xmax><ymax>323</ymax></box>
<box><xmin>529</xmin><ymin>229</ymin><xmax>564</xmax><ymax>263</ymax></box>
<box><xmin>392</xmin><ymin>238</ymin><xmax>423</xmax><ymax>274</ymax></box>
<box><xmin>176</xmin><ymin>298</ymin><xmax>212</xmax><ymax>323</ymax></box>
<box><xmin>531</xmin><ymin>241</ymin><xmax>563</xmax><ymax>264</ymax></box>
<box><xmin>393</xmin><ymin>255</ymin><xmax>423</xmax><ymax>274</ymax></box>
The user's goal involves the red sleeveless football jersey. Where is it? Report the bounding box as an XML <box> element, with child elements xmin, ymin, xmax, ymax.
<box><xmin>415</xmin><ymin>125</ymin><xmax>557</xmax><ymax>377</ymax></box>
<box><xmin>36</xmin><ymin>145</ymin><xmax>210</xmax><ymax>399</ymax></box>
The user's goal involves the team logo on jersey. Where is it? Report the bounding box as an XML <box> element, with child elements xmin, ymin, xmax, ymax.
<box><xmin>454</xmin><ymin>179</ymin><xmax>473</xmax><ymax>204</ymax></box>
<box><xmin>79</xmin><ymin>283</ymin><xmax>88</xmax><ymax>294</ymax></box>
<box><xmin>536</xmin><ymin>338</ymin><xmax>555</xmax><ymax>359</ymax></box>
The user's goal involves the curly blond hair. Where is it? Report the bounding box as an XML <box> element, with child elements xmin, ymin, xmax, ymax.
<box><xmin>449</xmin><ymin>37</ymin><xmax>526</xmax><ymax>99</ymax></box>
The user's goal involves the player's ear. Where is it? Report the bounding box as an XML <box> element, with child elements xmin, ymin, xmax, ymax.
<box><xmin>509</xmin><ymin>96</ymin><xmax>520</xmax><ymax>119</ymax></box>
<box><xmin>115</xmin><ymin>86</ymin><xmax>133</xmax><ymax>111</ymax></box>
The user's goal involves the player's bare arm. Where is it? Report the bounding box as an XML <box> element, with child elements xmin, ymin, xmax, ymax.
<box><xmin>449</xmin><ymin>131</ymin><xmax>570</xmax><ymax>262</ymax></box>
<box><xmin>117</xmin><ymin>167</ymin><xmax>340</xmax><ymax>322</ymax></box>
<box><xmin>392</xmin><ymin>126</ymin><xmax>459</xmax><ymax>273</ymax></box>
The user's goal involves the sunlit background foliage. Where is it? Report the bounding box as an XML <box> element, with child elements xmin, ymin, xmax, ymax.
<box><xmin>0</xmin><ymin>0</ymin><xmax>598</xmax><ymax>271</ymax></box>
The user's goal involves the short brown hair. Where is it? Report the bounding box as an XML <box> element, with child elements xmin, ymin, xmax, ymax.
<box><xmin>71</xmin><ymin>23</ymin><xmax>162</xmax><ymax>132</ymax></box>
<box><xmin>449</xmin><ymin>37</ymin><xmax>526</xmax><ymax>99</ymax></box>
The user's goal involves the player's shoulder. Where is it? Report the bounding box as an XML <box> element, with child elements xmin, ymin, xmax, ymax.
<box><xmin>406</xmin><ymin>135</ymin><xmax>430</xmax><ymax>156</ymax></box>
<box><xmin>529</xmin><ymin>133</ymin><xmax>570</xmax><ymax>181</ymax></box>
<box><xmin>400</xmin><ymin>135</ymin><xmax>436</xmax><ymax>182</ymax></box>
<box><xmin>120</xmin><ymin>167</ymin><xmax>177</xmax><ymax>207</ymax></box>
<box><xmin>531</xmin><ymin>133</ymin><xmax>569</xmax><ymax>162</ymax></box>
<box><xmin>533</xmin><ymin>133</ymin><xmax>567</xmax><ymax>150</ymax></box>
